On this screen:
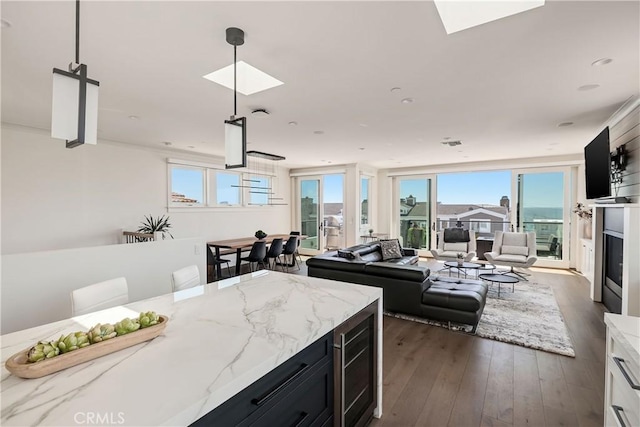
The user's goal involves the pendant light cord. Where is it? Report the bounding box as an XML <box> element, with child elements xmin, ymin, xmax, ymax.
<box><xmin>75</xmin><ymin>0</ymin><xmax>80</xmax><ymax>64</ymax></box>
<box><xmin>233</xmin><ymin>44</ymin><xmax>237</xmax><ymax>117</ymax></box>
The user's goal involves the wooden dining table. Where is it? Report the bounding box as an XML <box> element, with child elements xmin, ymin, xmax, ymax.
<box><xmin>207</xmin><ymin>234</ymin><xmax>304</xmax><ymax>277</ymax></box>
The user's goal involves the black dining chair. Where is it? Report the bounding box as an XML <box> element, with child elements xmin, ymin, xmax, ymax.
<box><xmin>282</xmin><ymin>236</ymin><xmax>300</xmax><ymax>271</ymax></box>
<box><xmin>206</xmin><ymin>246</ymin><xmax>231</xmax><ymax>282</ymax></box>
<box><xmin>264</xmin><ymin>238</ymin><xmax>284</xmax><ymax>271</ymax></box>
<box><xmin>290</xmin><ymin>231</ymin><xmax>303</xmax><ymax>263</ymax></box>
<box><xmin>240</xmin><ymin>241</ymin><xmax>268</xmax><ymax>273</ymax></box>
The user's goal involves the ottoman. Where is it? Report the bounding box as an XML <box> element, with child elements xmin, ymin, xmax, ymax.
<box><xmin>421</xmin><ymin>276</ymin><xmax>489</xmax><ymax>333</ymax></box>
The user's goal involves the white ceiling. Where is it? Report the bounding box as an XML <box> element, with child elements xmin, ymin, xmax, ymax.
<box><xmin>1</xmin><ymin>1</ymin><xmax>639</xmax><ymax>169</ymax></box>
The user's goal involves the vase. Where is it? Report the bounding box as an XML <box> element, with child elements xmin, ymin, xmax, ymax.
<box><xmin>583</xmin><ymin>221</ymin><xmax>592</xmax><ymax>239</ymax></box>
<box><xmin>457</xmin><ymin>259</ymin><xmax>464</xmax><ymax>266</ymax></box>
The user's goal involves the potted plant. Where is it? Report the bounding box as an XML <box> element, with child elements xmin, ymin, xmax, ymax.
<box><xmin>138</xmin><ymin>215</ymin><xmax>174</xmax><ymax>240</ymax></box>
<box><xmin>368</xmin><ymin>228</ymin><xmax>374</xmax><ymax>236</ymax></box>
<box><xmin>255</xmin><ymin>230</ymin><xmax>267</xmax><ymax>240</ymax></box>
<box><xmin>456</xmin><ymin>252</ymin><xmax>464</xmax><ymax>266</ymax></box>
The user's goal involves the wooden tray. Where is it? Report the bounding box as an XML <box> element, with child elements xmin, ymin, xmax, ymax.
<box><xmin>4</xmin><ymin>315</ymin><xmax>168</xmax><ymax>379</ymax></box>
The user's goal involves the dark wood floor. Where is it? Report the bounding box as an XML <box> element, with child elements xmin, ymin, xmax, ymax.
<box><xmin>294</xmin><ymin>257</ymin><xmax>607</xmax><ymax>427</ymax></box>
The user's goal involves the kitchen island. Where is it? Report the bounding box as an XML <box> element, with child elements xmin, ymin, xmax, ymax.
<box><xmin>1</xmin><ymin>271</ymin><xmax>382</xmax><ymax>426</ymax></box>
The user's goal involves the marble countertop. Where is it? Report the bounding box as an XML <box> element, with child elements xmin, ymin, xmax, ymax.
<box><xmin>1</xmin><ymin>271</ymin><xmax>382</xmax><ymax>426</ymax></box>
<box><xmin>605</xmin><ymin>313</ymin><xmax>640</xmax><ymax>363</ymax></box>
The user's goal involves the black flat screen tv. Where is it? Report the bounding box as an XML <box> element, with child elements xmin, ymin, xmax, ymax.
<box><xmin>584</xmin><ymin>127</ymin><xmax>611</xmax><ymax>200</ymax></box>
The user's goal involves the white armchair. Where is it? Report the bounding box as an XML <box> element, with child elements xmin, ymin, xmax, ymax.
<box><xmin>430</xmin><ymin>229</ymin><xmax>477</xmax><ymax>262</ymax></box>
<box><xmin>485</xmin><ymin>231</ymin><xmax>538</xmax><ymax>280</ymax></box>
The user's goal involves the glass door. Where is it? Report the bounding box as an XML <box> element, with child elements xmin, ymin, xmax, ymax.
<box><xmin>396</xmin><ymin>176</ymin><xmax>434</xmax><ymax>255</ymax></box>
<box><xmin>513</xmin><ymin>168</ymin><xmax>570</xmax><ymax>268</ymax></box>
<box><xmin>298</xmin><ymin>174</ymin><xmax>345</xmax><ymax>255</ymax></box>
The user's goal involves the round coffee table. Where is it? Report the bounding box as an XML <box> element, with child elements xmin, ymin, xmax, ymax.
<box><xmin>479</xmin><ymin>273</ymin><xmax>519</xmax><ymax>297</ymax></box>
<box><xmin>444</xmin><ymin>261</ymin><xmax>481</xmax><ymax>278</ymax></box>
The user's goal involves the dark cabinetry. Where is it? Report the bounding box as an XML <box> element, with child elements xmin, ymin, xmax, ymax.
<box><xmin>191</xmin><ymin>332</ymin><xmax>333</xmax><ymax>427</ymax></box>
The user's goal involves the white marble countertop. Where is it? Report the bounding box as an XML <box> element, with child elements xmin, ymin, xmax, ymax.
<box><xmin>1</xmin><ymin>271</ymin><xmax>382</xmax><ymax>426</ymax></box>
<box><xmin>605</xmin><ymin>313</ymin><xmax>640</xmax><ymax>363</ymax></box>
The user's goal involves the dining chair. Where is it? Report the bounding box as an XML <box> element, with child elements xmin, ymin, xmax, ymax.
<box><xmin>206</xmin><ymin>245</ymin><xmax>231</xmax><ymax>281</ymax></box>
<box><xmin>171</xmin><ymin>265</ymin><xmax>201</xmax><ymax>292</ymax></box>
<box><xmin>282</xmin><ymin>236</ymin><xmax>300</xmax><ymax>271</ymax></box>
<box><xmin>265</xmin><ymin>238</ymin><xmax>284</xmax><ymax>271</ymax></box>
<box><xmin>240</xmin><ymin>240</ymin><xmax>267</xmax><ymax>272</ymax></box>
<box><xmin>71</xmin><ymin>277</ymin><xmax>129</xmax><ymax>316</ymax></box>
<box><xmin>290</xmin><ymin>231</ymin><xmax>303</xmax><ymax>263</ymax></box>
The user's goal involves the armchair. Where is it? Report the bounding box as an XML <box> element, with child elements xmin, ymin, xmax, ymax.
<box><xmin>485</xmin><ymin>231</ymin><xmax>538</xmax><ymax>280</ymax></box>
<box><xmin>430</xmin><ymin>229</ymin><xmax>477</xmax><ymax>262</ymax></box>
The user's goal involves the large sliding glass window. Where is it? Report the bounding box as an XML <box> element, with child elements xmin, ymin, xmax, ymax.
<box><xmin>361</xmin><ymin>176</ymin><xmax>370</xmax><ymax>226</ymax></box>
<box><xmin>436</xmin><ymin>171</ymin><xmax>511</xmax><ymax>238</ymax></box>
<box><xmin>398</xmin><ymin>177</ymin><xmax>431</xmax><ymax>249</ymax></box>
<box><xmin>516</xmin><ymin>171</ymin><xmax>566</xmax><ymax>261</ymax></box>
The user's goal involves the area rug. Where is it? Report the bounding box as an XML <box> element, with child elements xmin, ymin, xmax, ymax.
<box><xmin>385</xmin><ymin>278</ymin><xmax>575</xmax><ymax>357</ymax></box>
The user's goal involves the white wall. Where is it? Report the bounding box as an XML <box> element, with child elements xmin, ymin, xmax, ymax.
<box><xmin>1</xmin><ymin>237</ymin><xmax>206</xmax><ymax>334</ymax></box>
<box><xmin>1</xmin><ymin>124</ymin><xmax>291</xmax><ymax>255</ymax></box>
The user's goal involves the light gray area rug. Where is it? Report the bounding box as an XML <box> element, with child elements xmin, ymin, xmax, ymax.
<box><xmin>385</xmin><ymin>278</ymin><xmax>575</xmax><ymax>357</ymax></box>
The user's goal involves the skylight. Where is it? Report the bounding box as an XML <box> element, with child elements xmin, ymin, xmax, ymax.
<box><xmin>203</xmin><ymin>61</ymin><xmax>283</xmax><ymax>96</ymax></box>
<box><xmin>434</xmin><ymin>0</ymin><xmax>545</xmax><ymax>35</ymax></box>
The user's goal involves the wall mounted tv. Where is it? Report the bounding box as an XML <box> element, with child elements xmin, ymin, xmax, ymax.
<box><xmin>584</xmin><ymin>126</ymin><xmax>611</xmax><ymax>200</ymax></box>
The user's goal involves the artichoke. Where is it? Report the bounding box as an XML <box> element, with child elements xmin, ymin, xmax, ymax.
<box><xmin>88</xmin><ymin>323</ymin><xmax>117</xmax><ymax>344</ymax></box>
<box><xmin>74</xmin><ymin>331</ymin><xmax>90</xmax><ymax>349</ymax></box>
<box><xmin>114</xmin><ymin>318</ymin><xmax>140</xmax><ymax>336</ymax></box>
<box><xmin>58</xmin><ymin>332</ymin><xmax>81</xmax><ymax>353</ymax></box>
<box><xmin>27</xmin><ymin>340</ymin><xmax>60</xmax><ymax>363</ymax></box>
<box><xmin>138</xmin><ymin>311</ymin><xmax>159</xmax><ymax>328</ymax></box>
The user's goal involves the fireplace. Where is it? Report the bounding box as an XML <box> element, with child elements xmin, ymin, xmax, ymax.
<box><xmin>602</xmin><ymin>208</ymin><xmax>624</xmax><ymax>314</ymax></box>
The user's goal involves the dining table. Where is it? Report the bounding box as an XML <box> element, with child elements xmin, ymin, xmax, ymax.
<box><xmin>207</xmin><ymin>234</ymin><xmax>304</xmax><ymax>277</ymax></box>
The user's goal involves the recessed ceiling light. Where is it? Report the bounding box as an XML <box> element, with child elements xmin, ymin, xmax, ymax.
<box><xmin>288</xmin><ymin>121</ymin><xmax>298</xmax><ymax>126</ymax></box>
<box><xmin>401</xmin><ymin>98</ymin><xmax>414</xmax><ymax>104</ymax></box>
<box><xmin>443</xmin><ymin>136</ymin><xmax>451</xmax><ymax>140</ymax></box>
<box><xmin>203</xmin><ymin>61</ymin><xmax>283</xmax><ymax>96</ymax></box>
<box><xmin>578</xmin><ymin>84</ymin><xmax>600</xmax><ymax>91</ymax></box>
<box><xmin>187</xmin><ymin>145</ymin><xmax>195</xmax><ymax>149</ymax></box>
<box><xmin>441</xmin><ymin>140</ymin><xmax>462</xmax><ymax>147</ymax></box>
<box><xmin>163</xmin><ymin>141</ymin><xmax>172</xmax><ymax>146</ymax></box>
<box><xmin>359</xmin><ymin>123</ymin><xmax>368</xmax><ymax>128</ymax></box>
<box><xmin>557</xmin><ymin>121</ymin><xmax>573</xmax><ymax>127</ymax></box>
<box><xmin>128</xmin><ymin>115</ymin><xmax>139</xmax><ymax>120</ymax></box>
<box><xmin>592</xmin><ymin>58</ymin><xmax>613</xmax><ymax>66</ymax></box>
<box><xmin>1</xmin><ymin>19</ymin><xmax>12</xmax><ymax>29</ymax></box>
<box><xmin>313</xmin><ymin>130</ymin><xmax>324</xmax><ymax>135</ymax></box>
<box><xmin>251</xmin><ymin>108</ymin><xmax>269</xmax><ymax>118</ymax></box>
<box><xmin>390</xmin><ymin>87</ymin><xmax>401</xmax><ymax>92</ymax></box>
<box><xmin>359</xmin><ymin>147</ymin><xmax>365</xmax><ymax>150</ymax></box>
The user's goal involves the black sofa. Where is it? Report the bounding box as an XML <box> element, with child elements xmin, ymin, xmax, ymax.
<box><xmin>306</xmin><ymin>241</ymin><xmax>488</xmax><ymax>332</ymax></box>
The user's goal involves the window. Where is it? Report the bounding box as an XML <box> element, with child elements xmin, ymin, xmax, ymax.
<box><xmin>168</xmin><ymin>160</ymin><xmax>279</xmax><ymax>208</ymax></box>
<box><xmin>361</xmin><ymin>177</ymin><xmax>370</xmax><ymax>225</ymax></box>
<box><xmin>170</xmin><ymin>166</ymin><xmax>205</xmax><ymax>205</ymax></box>
<box><xmin>469</xmin><ymin>220</ymin><xmax>491</xmax><ymax>233</ymax></box>
<box><xmin>248</xmin><ymin>175</ymin><xmax>271</xmax><ymax>205</ymax></box>
<box><xmin>215</xmin><ymin>172</ymin><xmax>241</xmax><ymax>206</ymax></box>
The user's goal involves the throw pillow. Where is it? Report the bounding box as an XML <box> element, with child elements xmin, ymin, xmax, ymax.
<box><xmin>501</xmin><ymin>245</ymin><xmax>529</xmax><ymax>256</ymax></box>
<box><xmin>380</xmin><ymin>239</ymin><xmax>403</xmax><ymax>260</ymax></box>
<box><xmin>443</xmin><ymin>242</ymin><xmax>468</xmax><ymax>252</ymax></box>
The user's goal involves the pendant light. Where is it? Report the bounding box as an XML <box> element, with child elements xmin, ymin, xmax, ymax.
<box><xmin>51</xmin><ymin>0</ymin><xmax>100</xmax><ymax>148</ymax></box>
<box><xmin>224</xmin><ymin>27</ymin><xmax>247</xmax><ymax>169</ymax></box>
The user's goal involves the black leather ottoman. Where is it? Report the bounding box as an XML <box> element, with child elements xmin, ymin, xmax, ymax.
<box><xmin>421</xmin><ymin>276</ymin><xmax>489</xmax><ymax>333</ymax></box>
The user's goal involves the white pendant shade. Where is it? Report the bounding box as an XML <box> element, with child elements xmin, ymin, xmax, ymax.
<box><xmin>225</xmin><ymin>118</ymin><xmax>246</xmax><ymax>168</ymax></box>
<box><xmin>51</xmin><ymin>71</ymin><xmax>99</xmax><ymax>145</ymax></box>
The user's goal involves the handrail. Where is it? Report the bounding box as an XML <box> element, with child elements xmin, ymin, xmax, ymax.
<box><xmin>122</xmin><ymin>231</ymin><xmax>155</xmax><ymax>244</ymax></box>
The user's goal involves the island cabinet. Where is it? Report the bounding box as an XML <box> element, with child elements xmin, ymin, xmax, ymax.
<box><xmin>192</xmin><ymin>301</ymin><xmax>379</xmax><ymax>427</ymax></box>
<box><xmin>0</xmin><ymin>271</ymin><xmax>382</xmax><ymax>427</ymax></box>
<box><xmin>191</xmin><ymin>331</ymin><xmax>334</xmax><ymax>427</ymax></box>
